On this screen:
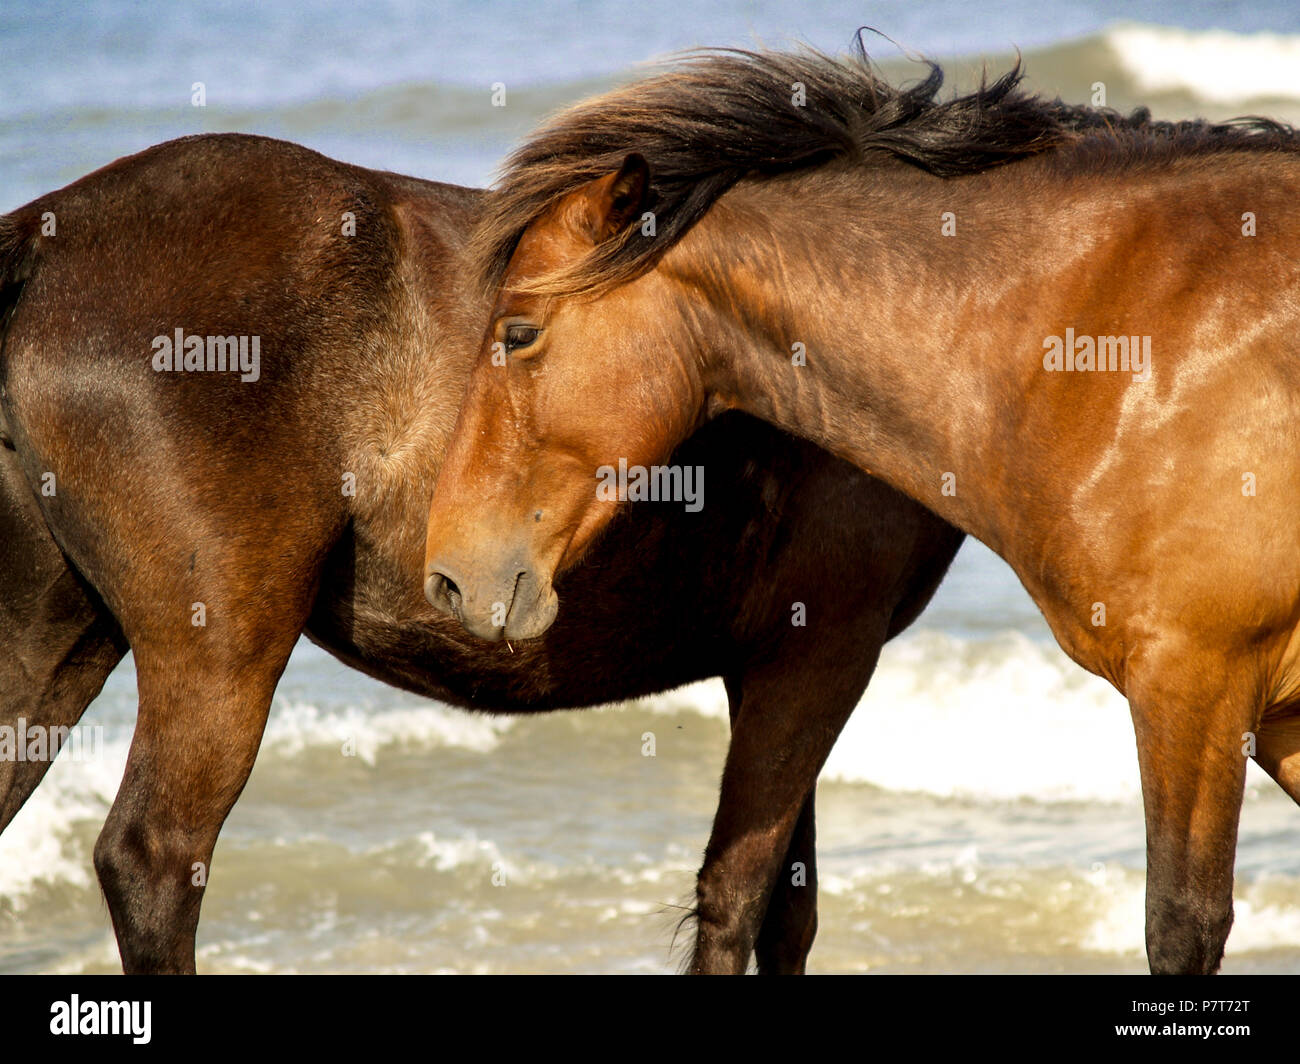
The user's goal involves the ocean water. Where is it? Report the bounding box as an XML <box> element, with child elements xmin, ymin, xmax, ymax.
<box><xmin>2</xmin><ymin>1</ymin><xmax>1300</xmax><ymax>974</ymax></box>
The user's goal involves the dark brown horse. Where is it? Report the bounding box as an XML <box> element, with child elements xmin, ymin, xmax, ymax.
<box><xmin>423</xmin><ymin>46</ymin><xmax>1300</xmax><ymax>974</ymax></box>
<box><xmin>0</xmin><ymin>133</ymin><xmax>961</xmax><ymax>974</ymax></box>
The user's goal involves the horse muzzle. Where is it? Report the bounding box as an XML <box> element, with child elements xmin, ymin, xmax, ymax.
<box><xmin>424</xmin><ymin>558</ymin><xmax>559</xmax><ymax>643</ymax></box>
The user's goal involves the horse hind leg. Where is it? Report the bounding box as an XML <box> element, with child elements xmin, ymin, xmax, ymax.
<box><xmin>94</xmin><ymin>641</ymin><xmax>293</xmax><ymax>973</ymax></box>
<box><xmin>0</xmin><ymin>448</ymin><xmax>126</xmax><ymax>833</ymax></box>
<box><xmin>90</xmin><ymin>532</ymin><xmax>322</xmax><ymax>973</ymax></box>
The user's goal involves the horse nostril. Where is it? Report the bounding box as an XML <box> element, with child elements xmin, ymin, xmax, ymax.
<box><xmin>424</xmin><ymin>571</ymin><xmax>462</xmax><ymax>617</ymax></box>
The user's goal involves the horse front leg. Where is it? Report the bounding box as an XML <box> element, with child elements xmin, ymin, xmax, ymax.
<box><xmin>690</xmin><ymin>623</ymin><xmax>885</xmax><ymax>974</ymax></box>
<box><xmin>1254</xmin><ymin>704</ymin><xmax>1300</xmax><ymax>806</ymax></box>
<box><xmin>716</xmin><ymin>676</ymin><xmax>820</xmax><ymax>975</ymax></box>
<box><xmin>753</xmin><ymin>792</ymin><xmax>818</xmax><ymax>974</ymax></box>
<box><xmin>1127</xmin><ymin>650</ymin><xmax>1257</xmax><ymax>975</ymax></box>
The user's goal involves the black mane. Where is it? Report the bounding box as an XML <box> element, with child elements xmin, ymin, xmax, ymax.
<box><xmin>472</xmin><ymin>39</ymin><xmax>1299</xmax><ymax>296</ymax></box>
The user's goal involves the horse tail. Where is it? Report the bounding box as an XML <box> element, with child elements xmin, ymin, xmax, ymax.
<box><xmin>0</xmin><ymin>209</ymin><xmax>39</xmax><ymax>314</ymax></box>
<box><xmin>0</xmin><ymin>210</ymin><xmax>40</xmax><ymax>447</ymax></box>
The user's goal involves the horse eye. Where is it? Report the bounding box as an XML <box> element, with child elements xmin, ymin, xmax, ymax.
<box><xmin>505</xmin><ymin>325</ymin><xmax>540</xmax><ymax>352</ymax></box>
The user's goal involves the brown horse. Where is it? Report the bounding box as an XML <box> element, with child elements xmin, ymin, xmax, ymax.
<box><xmin>0</xmin><ymin>132</ymin><xmax>961</xmax><ymax>973</ymax></box>
<box><xmin>423</xmin><ymin>46</ymin><xmax>1300</xmax><ymax>974</ymax></box>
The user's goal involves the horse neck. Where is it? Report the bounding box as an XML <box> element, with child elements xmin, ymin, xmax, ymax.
<box><xmin>670</xmin><ymin>163</ymin><xmax>1064</xmax><ymax>557</ymax></box>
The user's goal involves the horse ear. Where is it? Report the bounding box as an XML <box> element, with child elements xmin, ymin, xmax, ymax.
<box><xmin>586</xmin><ymin>153</ymin><xmax>650</xmax><ymax>244</ymax></box>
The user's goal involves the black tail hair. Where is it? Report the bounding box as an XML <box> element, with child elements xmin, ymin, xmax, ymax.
<box><xmin>0</xmin><ymin>212</ymin><xmax>38</xmax><ymax>338</ymax></box>
<box><xmin>0</xmin><ymin>212</ymin><xmax>39</xmax><ymax>447</ymax></box>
